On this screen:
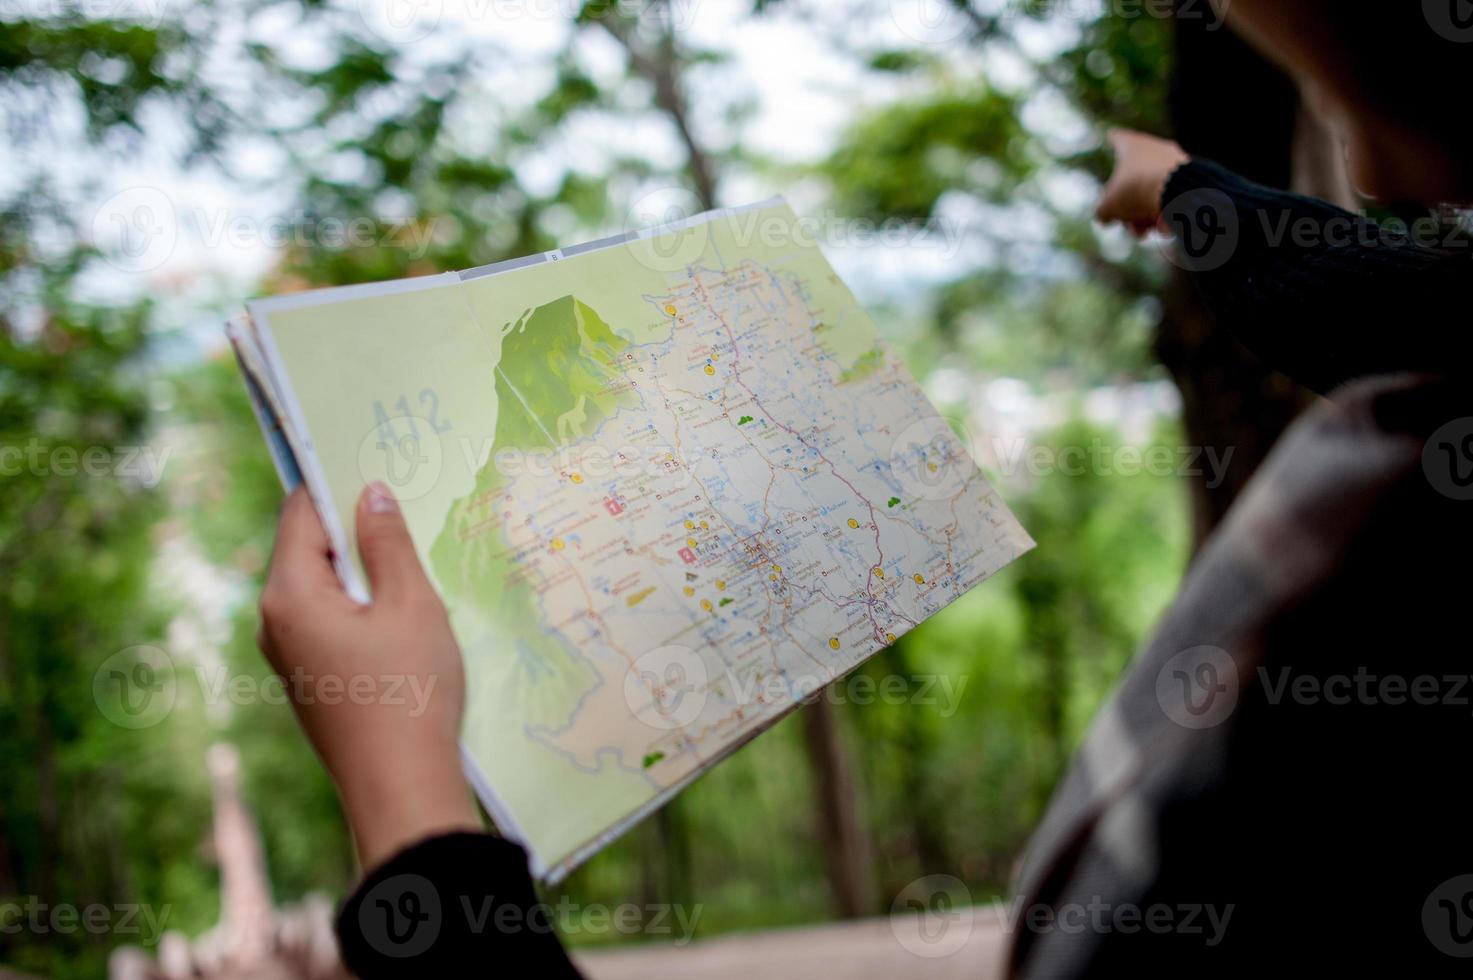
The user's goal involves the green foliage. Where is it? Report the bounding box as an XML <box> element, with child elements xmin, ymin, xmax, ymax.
<box><xmin>0</xmin><ymin>0</ymin><xmax>1195</xmax><ymax>971</ymax></box>
<box><xmin>823</xmin><ymin>5</ymin><xmax>1175</xmax><ymax>384</ymax></box>
<box><xmin>0</xmin><ymin>20</ymin><xmax>186</xmax><ymax>132</ymax></box>
<box><xmin>0</xmin><ymin>276</ymin><xmax>189</xmax><ymax>977</ymax></box>
<box><xmin>936</xmin><ymin>276</ymin><xmax>1160</xmax><ymax>385</ymax></box>
<box><xmin>1058</xmin><ymin>11</ymin><xmax>1174</xmax><ymax>142</ymax></box>
<box><xmin>825</xmin><ymin>86</ymin><xmax>1031</xmax><ymax>219</ymax></box>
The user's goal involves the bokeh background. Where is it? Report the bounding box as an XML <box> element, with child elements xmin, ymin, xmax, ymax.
<box><xmin>2</xmin><ymin>0</ymin><xmax>1328</xmax><ymax>975</ymax></box>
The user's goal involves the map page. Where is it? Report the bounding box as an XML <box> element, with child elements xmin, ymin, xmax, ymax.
<box><xmin>238</xmin><ymin>199</ymin><xmax>1034</xmax><ymax>881</ymax></box>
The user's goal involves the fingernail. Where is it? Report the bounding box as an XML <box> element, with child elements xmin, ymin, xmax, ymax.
<box><xmin>365</xmin><ymin>482</ymin><xmax>399</xmax><ymax>514</ymax></box>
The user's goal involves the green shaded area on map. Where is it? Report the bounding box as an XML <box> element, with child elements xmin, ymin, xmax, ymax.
<box><xmin>838</xmin><ymin>347</ymin><xmax>885</xmax><ymax>384</ymax></box>
<box><xmin>432</xmin><ymin>295</ymin><xmax>638</xmax><ymax>739</ymax></box>
<box><xmin>493</xmin><ymin>295</ymin><xmax>630</xmax><ymax>453</ymax></box>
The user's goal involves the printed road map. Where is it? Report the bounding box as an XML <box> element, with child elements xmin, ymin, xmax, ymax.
<box><xmin>245</xmin><ymin>200</ymin><xmax>1034</xmax><ymax>880</ymax></box>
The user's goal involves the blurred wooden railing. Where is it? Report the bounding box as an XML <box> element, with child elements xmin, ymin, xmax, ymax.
<box><xmin>105</xmin><ymin>742</ymin><xmax>1006</xmax><ymax>980</ymax></box>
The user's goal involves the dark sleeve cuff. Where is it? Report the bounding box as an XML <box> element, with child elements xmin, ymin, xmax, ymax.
<box><xmin>1161</xmin><ymin>157</ymin><xmax>1213</xmax><ymax>205</ymax></box>
<box><xmin>336</xmin><ymin>832</ymin><xmax>582</xmax><ymax>978</ymax></box>
<box><xmin>1154</xmin><ymin>157</ymin><xmax>1471</xmax><ymax>392</ymax></box>
<box><xmin>1162</xmin><ymin>158</ymin><xmax>1352</xmax><ymax>224</ymax></box>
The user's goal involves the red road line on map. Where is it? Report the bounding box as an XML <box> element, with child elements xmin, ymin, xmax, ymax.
<box><xmin>690</xmin><ymin>266</ymin><xmax>892</xmax><ymax>642</ymax></box>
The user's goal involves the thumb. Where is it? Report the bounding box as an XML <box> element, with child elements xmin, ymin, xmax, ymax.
<box><xmin>1095</xmin><ymin>174</ymin><xmax>1135</xmax><ymax>225</ymax></box>
<box><xmin>356</xmin><ymin>482</ymin><xmax>433</xmax><ymax>603</ymax></box>
<box><xmin>1105</xmin><ymin>127</ymin><xmax>1130</xmax><ymax>155</ymax></box>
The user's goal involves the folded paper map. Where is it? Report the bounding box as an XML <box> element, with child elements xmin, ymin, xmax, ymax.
<box><xmin>230</xmin><ymin>198</ymin><xmax>1033</xmax><ymax>882</ymax></box>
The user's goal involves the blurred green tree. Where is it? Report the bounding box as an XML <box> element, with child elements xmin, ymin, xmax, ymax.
<box><xmin>0</xmin><ymin>1</ymin><xmax>1279</xmax><ymax>973</ymax></box>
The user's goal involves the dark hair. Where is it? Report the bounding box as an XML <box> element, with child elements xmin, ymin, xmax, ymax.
<box><xmin>1316</xmin><ymin>3</ymin><xmax>1473</xmax><ymax>144</ymax></box>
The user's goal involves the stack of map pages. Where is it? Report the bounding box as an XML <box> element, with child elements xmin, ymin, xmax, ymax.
<box><xmin>229</xmin><ymin>198</ymin><xmax>1033</xmax><ymax>882</ymax></box>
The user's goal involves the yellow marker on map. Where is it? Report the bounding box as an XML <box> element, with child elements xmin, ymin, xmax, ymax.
<box><xmin>914</xmin><ymin>573</ymin><xmax>925</xmax><ymax>584</ymax></box>
<box><xmin>704</xmin><ymin>364</ymin><xmax>715</xmax><ymax>376</ymax></box>
<box><xmin>828</xmin><ymin>637</ymin><xmax>840</xmax><ymax>650</ymax></box>
<box><xmin>886</xmin><ymin>633</ymin><xmax>897</xmax><ymax>644</ymax></box>
<box><xmin>684</xmin><ymin>520</ymin><xmax>695</xmax><ymax>530</ymax></box>
<box><xmin>550</xmin><ymin>538</ymin><xmax>565</xmax><ymax>552</ymax></box>
<box><xmin>570</xmin><ymin>473</ymin><xmax>584</xmax><ymax>484</ymax></box>
<box><xmin>683</xmin><ymin>586</ymin><xmax>695</xmax><ymax>597</ymax></box>
<box><xmin>847</xmin><ymin>518</ymin><xmax>859</xmax><ymax>529</ymax></box>
<box><xmin>716</xmin><ymin>580</ymin><xmax>726</xmax><ymax>590</ymax></box>
<box><xmin>700</xmin><ymin>520</ymin><xmax>709</xmax><ymax>529</ymax></box>
<box><xmin>664</xmin><ymin>305</ymin><xmax>677</xmax><ymax>316</ymax></box>
<box><xmin>772</xmin><ymin>565</ymin><xmax>781</xmax><ymax>574</ymax></box>
<box><xmin>873</xmin><ymin>567</ymin><xmax>885</xmax><ymax>580</ymax></box>
<box><xmin>686</xmin><ymin>537</ymin><xmax>697</xmax><ymax>548</ymax></box>
<box><xmin>701</xmin><ymin>599</ymin><xmax>713</xmax><ymax>612</ymax></box>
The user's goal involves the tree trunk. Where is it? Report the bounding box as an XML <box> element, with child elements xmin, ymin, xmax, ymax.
<box><xmin>801</xmin><ymin>698</ymin><xmax>876</xmax><ymax>917</ymax></box>
<box><xmin>1162</xmin><ymin>4</ymin><xmax>1313</xmax><ymax>545</ymax></box>
<box><xmin>595</xmin><ymin>2</ymin><xmax>878</xmax><ymax>916</ymax></box>
<box><xmin>880</xmin><ymin>645</ymin><xmax>953</xmax><ymax>876</ymax></box>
